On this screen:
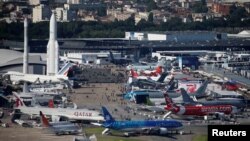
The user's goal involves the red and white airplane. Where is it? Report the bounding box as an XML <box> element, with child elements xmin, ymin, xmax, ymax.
<box><xmin>130</xmin><ymin>68</ymin><xmax>171</xmax><ymax>82</ymax></box>
<box><xmin>163</xmin><ymin>93</ymin><xmax>239</xmax><ymax>119</ymax></box>
<box><xmin>139</xmin><ymin>66</ymin><xmax>163</xmax><ymax>77</ymax></box>
<box><xmin>13</xmin><ymin>93</ymin><xmax>104</xmax><ymax>122</ymax></box>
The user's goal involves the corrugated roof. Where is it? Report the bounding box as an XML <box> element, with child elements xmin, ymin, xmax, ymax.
<box><xmin>0</xmin><ymin>49</ymin><xmax>23</xmax><ymax>64</ymax></box>
<box><xmin>0</xmin><ymin>49</ymin><xmax>45</xmax><ymax>67</ymax></box>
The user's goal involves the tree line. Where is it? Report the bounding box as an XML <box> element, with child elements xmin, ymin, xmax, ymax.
<box><xmin>0</xmin><ymin>6</ymin><xmax>249</xmax><ymax>40</ymax></box>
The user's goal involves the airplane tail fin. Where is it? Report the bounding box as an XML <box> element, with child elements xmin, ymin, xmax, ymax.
<box><xmin>39</xmin><ymin>111</ymin><xmax>50</xmax><ymax>127</ymax></box>
<box><xmin>167</xmin><ymin>78</ymin><xmax>176</xmax><ymax>91</ymax></box>
<box><xmin>163</xmin><ymin>93</ymin><xmax>175</xmax><ymax>110</ymax></box>
<box><xmin>157</xmin><ymin>58</ymin><xmax>166</xmax><ymax>67</ymax></box>
<box><xmin>155</xmin><ymin>66</ymin><xmax>163</xmax><ymax>74</ymax></box>
<box><xmin>157</xmin><ymin>72</ymin><xmax>168</xmax><ymax>83</ymax></box>
<box><xmin>48</xmin><ymin>99</ymin><xmax>54</xmax><ymax>108</ymax></box>
<box><xmin>101</xmin><ymin>106</ymin><xmax>115</xmax><ymax>123</ymax></box>
<box><xmin>194</xmin><ymin>80</ymin><xmax>208</xmax><ymax>98</ymax></box>
<box><xmin>13</xmin><ymin>92</ymin><xmax>26</xmax><ymax>108</ymax></box>
<box><xmin>130</xmin><ymin>69</ymin><xmax>139</xmax><ymax>78</ymax></box>
<box><xmin>180</xmin><ymin>88</ymin><xmax>195</xmax><ymax>103</ymax></box>
<box><xmin>109</xmin><ymin>51</ymin><xmax>114</xmax><ymax>61</ymax></box>
<box><xmin>57</xmin><ymin>62</ymin><xmax>73</xmax><ymax>77</ymax></box>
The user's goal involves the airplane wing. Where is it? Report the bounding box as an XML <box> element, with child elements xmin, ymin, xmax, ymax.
<box><xmin>163</xmin><ymin>111</ymin><xmax>172</xmax><ymax>119</ymax></box>
<box><xmin>15</xmin><ymin>79</ymin><xmax>37</xmax><ymax>84</ymax></box>
<box><xmin>91</xmin><ymin>122</ymin><xmax>103</xmax><ymax>126</ymax></box>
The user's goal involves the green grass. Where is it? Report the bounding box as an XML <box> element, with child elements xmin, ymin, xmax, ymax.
<box><xmin>192</xmin><ymin>135</ymin><xmax>208</xmax><ymax>141</ymax></box>
<box><xmin>85</xmin><ymin>127</ymin><xmax>142</xmax><ymax>141</ymax></box>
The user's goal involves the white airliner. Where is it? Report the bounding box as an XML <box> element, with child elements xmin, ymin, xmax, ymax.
<box><xmin>13</xmin><ymin>93</ymin><xmax>104</xmax><ymax>122</ymax></box>
<box><xmin>4</xmin><ymin>62</ymin><xmax>73</xmax><ymax>84</ymax></box>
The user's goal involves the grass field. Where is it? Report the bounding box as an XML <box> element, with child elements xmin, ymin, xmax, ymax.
<box><xmin>84</xmin><ymin>127</ymin><xmax>142</xmax><ymax>141</ymax></box>
<box><xmin>192</xmin><ymin>135</ymin><xmax>207</xmax><ymax>141</ymax></box>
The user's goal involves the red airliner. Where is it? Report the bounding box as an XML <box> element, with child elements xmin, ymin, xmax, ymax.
<box><xmin>223</xmin><ymin>81</ymin><xmax>239</xmax><ymax>91</ymax></box>
<box><xmin>140</xmin><ymin>66</ymin><xmax>163</xmax><ymax>77</ymax></box>
<box><xmin>164</xmin><ymin>94</ymin><xmax>239</xmax><ymax>116</ymax></box>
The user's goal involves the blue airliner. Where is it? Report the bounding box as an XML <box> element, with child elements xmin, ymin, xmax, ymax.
<box><xmin>99</xmin><ymin>106</ymin><xmax>183</xmax><ymax>136</ymax></box>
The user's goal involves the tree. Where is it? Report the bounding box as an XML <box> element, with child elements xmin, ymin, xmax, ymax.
<box><xmin>97</xmin><ymin>6</ymin><xmax>107</xmax><ymax>17</ymax></box>
<box><xmin>148</xmin><ymin>12</ymin><xmax>154</xmax><ymax>23</ymax></box>
<box><xmin>228</xmin><ymin>5</ymin><xmax>248</xmax><ymax>27</ymax></box>
<box><xmin>192</xmin><ymin>1</ymin><xmax>208</xmax><ymax>13</ymax></box>
<box><xmin>146</xmin><ymin>0</ymin><xmax>157</xmax><ymax>12</ymax></box>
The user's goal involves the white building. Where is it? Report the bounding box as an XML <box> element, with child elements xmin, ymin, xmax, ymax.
<box><xmin>67</xmin><ymin>0</ymin><xmax>82</xmax><ymax>4</ymax></box>
<box><xmin>125</xmin><ymin>31</ymin><xmax>227</xmax><ymax>41</ymax></box>
<box><xmin>55</xmin><ymin>7</ymin><xmax>76</xmax><ymax>22</ymax></box>
<box><xmin>32</xmin><ymin>4</ymin><xmax>51</xmax><ymax>23</ymax></box>
<box><xmin>29</xmin><ymin>0</ymin><xmax>40</xmax><ymax>5</ymax></box>
<box><xmin>62</xmin><ymin>52</ymin><xmax>121</xmax><ymax>64</ymax></box>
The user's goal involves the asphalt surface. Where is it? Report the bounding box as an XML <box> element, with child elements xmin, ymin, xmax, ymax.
<box><xmin>1</xmin><ymin>64</ymin><xmax>250</xmax><ymax>141</ymax></box>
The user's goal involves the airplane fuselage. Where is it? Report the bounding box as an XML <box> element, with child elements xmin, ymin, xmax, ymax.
<box><xmin>17</xmin><ymin>106</ymin><xmax>104</xmax><ymax>121</ymax></box>
<box><xmin>6</xmin><ymin>71</ymin><xmax>67</xmax><ymax>84</ymax></box>
<box><xmin>104</xmin><ymin>120</ymin><xmax>182</xmax><ymax>131</ymax></box>
<box><xmin>167</xmin><ymin>105</ymin><xmax>238</xmax><ymax>116</ymax></box>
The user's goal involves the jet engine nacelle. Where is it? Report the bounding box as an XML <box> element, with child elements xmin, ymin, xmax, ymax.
<box><xmin>51</xmin><ymin>115</ymin><xmax>61</xmax><ymax>122</ymax></box>
<box><xmin>159</xmin><ymin>128</ymin><xmax>168</xmax><ymax>135</ymax></box>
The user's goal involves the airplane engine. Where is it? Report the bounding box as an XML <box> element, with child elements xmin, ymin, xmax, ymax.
<box><xmin>51</xmin><ymin>115</ymin><xmax>61</xmax><ymax>122</ymax></box>
<box><xmin>214</xmin><ymin>112</ymin><xmax>225</xmax><ymax>120</ymax></box>
<box><xmin>159</xmin><ymin>128</ymin><xmax>168</xmax><ymax>135</ymax></box>
<box><xmin>0</xmin><ymin>111</ymin><xmax>4</xmax><ymax>119</ymax></box>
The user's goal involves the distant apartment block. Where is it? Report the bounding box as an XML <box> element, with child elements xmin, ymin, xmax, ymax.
<box><xmin>107</xmin><ymin>8</ymin><xmax>131</xmax><ymax>21</ymax></box>
<box><xmin>212</xmin><ymin>3</ymin><xmax>230</xmax><ymax>16</ymax></box>
<box><xmin>32</xmin><ymin>4</ymin><xmax>51</xmax><ymax>23</ymax></box>
<box><xmin>135</xmin><ymin>12</ymin><xmax>149</xmax><ymax>24</ymax></box>
<box><xmin>116</xmin><ymin>12</ymin><xmax>131</xmax><ymax>21</ymax></box>
<box><xmin>67</xmin><ymin>0</ymin><xmax>83</xmax><ymax>4</ymax></box>
<box><xmin>29</xmin><ymin>0</ymin><xmax>41</xmax><ymax>5</ymax></box>
<box><xmin>29</xmin><ymin>0</ymin><xmax>48</xmax><ymax>5</ymax></box>
<box><xmin>55</xmin><ymin>7</ymin><xmax>76</xmax><ymax>22</ymax></box>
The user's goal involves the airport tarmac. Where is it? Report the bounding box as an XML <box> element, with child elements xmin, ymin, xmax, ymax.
<box><xmin>1</xmin><ymin>69</ymin><xmax>250</xmax><ymax>141</ymax></box>
<box><xmin>0</xmin><ymin>124</ymin><xmax>75</xmax><ymax>141</ymax></box>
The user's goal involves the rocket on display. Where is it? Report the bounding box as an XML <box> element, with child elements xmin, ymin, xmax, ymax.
<box><xmin>47</xmin><ymin>11</ymin><xmax>59</xmax><ymax>76</ymax></box>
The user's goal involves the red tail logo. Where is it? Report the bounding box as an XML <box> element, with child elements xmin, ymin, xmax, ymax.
<box><xmin>155</xmin><ymin>66</ymin><xmax>163</xmax><ymax>74</ymax></box>
<box><xmin>15</xmin><ymin>98</ymin><xmax>23</xmax><ymax>107</ymax></box>
<box><xmin>13</xmin><ymin>93</ymin><xmax>24</xmax><ymax>107</ymax></box>
<box><xmin>40</xmin><ymin>111</ymin><xmax>50</xmax><ymax>127</ymax></box>
<box><xmin>164</xmin><ymin>93</ymin><xmax>173</xmax><ymax>110</ymax></box>
<box><xmin>48</xmin><ymin>99</ymin><xmax>54</xmax><ymax>108</ymax></box>
<box><xmin>131</xmin><ymin>69</ymin><xmax>139</xmax><ymax>78</ymax></box>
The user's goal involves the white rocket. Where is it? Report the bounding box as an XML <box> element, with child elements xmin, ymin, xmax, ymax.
<box><xmin>47</xmin><ymin>11</ymin><xmax>59</xmax><ymax>76</ymax></box>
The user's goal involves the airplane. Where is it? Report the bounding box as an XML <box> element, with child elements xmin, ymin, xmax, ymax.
<box><xmin>222</xmin><ymin>81</ymin><xmax>239</xmax><ymax>91</ymax></box>
<box><xmin>167</xmin><ymin>80</ymin><xmax>209</xmax><ymax>100</ymax></box>
<box><xmin>129</xmin><ymin>72</ymin><xmax>169</xmax><ymax>89</ymax></box>
<box><xmin>13</xmin><ymin>93</ymin><xmax>104</xmax><ymax>122</ymax></box>
<box><xmin>126</xmin><ymin>57</ymin><xmax>167</xmax><ymax>71</ymax></box>
<box><xmin>139</xmin><ymin>66</ymin><xmax>164</xmax><ymax>77</ymax></box>
<box><xmin>180</xmin><ymin>88</ymin><xmax>247</xmax><ymax>110</ymax></box>
<box><xmin>163</xmin><ymin>93</ymin><xmax>240</xmax><ymax>120</ymax></box>
<box><xmin>4</xmin><ymin>62</ymin><xmax>74</xmax><ymax>84</ymax></box>
<box><xmin>127</xmin><ymin>80</ymin><xmax>208</xmax><ymax>105</ymax></box>
<box><xmin>92</xmin><ymin>106</ymin><xmax>183</xmax><ymax>136</ymax></box>
<box><xmin>40</xmin><ymin>111</ymin><xmax>82</xmax><ymax>135</ymax></box>
<box><xmin>109</xmin><ymin>51</ymin><xmax>132</xmax><ymax>65</ymax></box>
<box><xmin>129</xmin><ymin>69</ymin><xmax>172</xmax><ymax>82</ymax></box>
